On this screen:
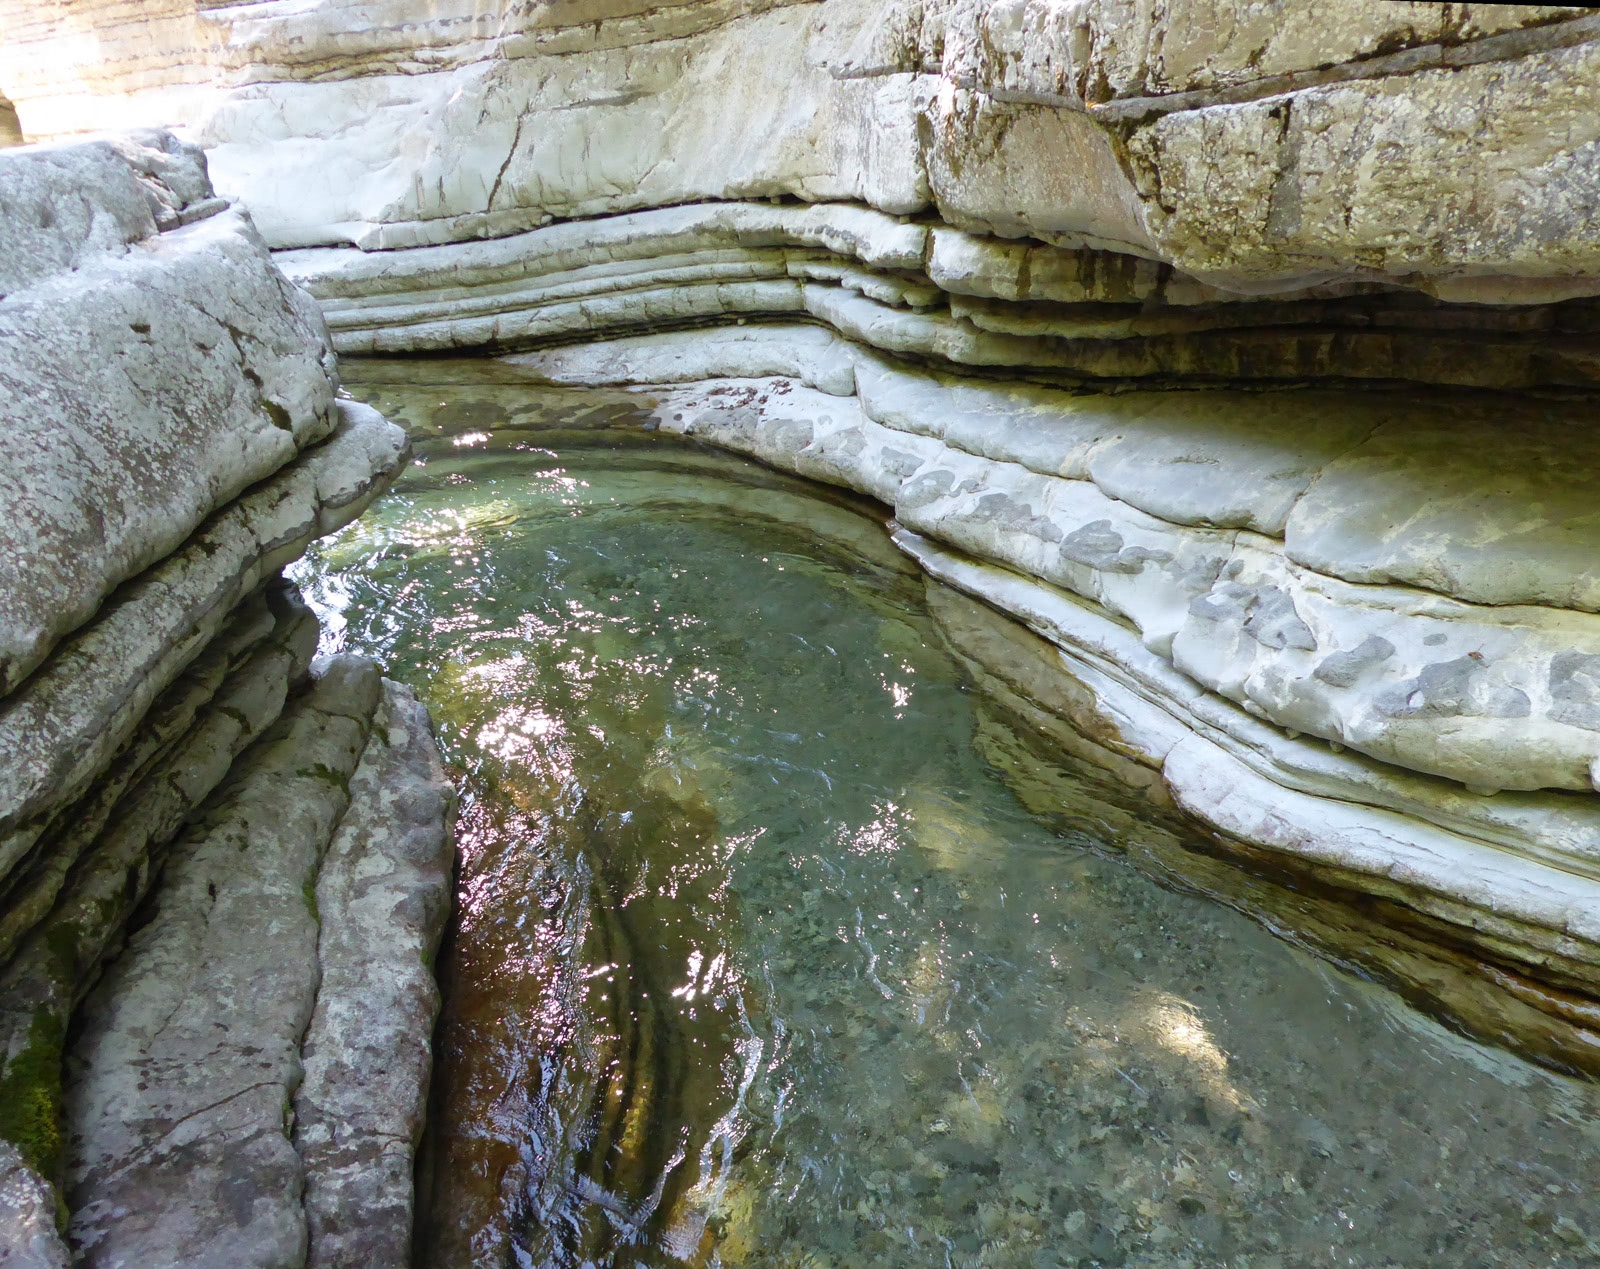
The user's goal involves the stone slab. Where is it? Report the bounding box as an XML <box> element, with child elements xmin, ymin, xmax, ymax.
<box><xmin>293</xmin><ymin>680</ymin><xmax>454</xmax><ymax>1269</ymax></box>
<box><xmin>63</xmin><ymin>657</ymin><xmax>382</xmax><ymax>1269</ymax></box>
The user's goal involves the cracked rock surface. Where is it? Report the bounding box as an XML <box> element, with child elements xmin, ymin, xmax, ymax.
<box><xmin>5</xmin><ymin>0</ymin><xmax>1599</xmax><ymax>301</ymax></box>
<box><xmin>292</xmin><ymin>678</ymin><xmax>454</xmax><ymax>1269</ymax></box>
<box><xmin>0</xmin><ymin>133</ymin><xmax>452</xmax><ymax>1267</ymax></box>
<box><xmin>0</xmin><ymin>130</ymin><xmax>338</xmax><ymax>697</ymax></box>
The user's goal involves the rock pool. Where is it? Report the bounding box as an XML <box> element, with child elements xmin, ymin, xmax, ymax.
<box><xmin>292</xmin><ymin>374</ymin><xmax>1600</xmax><ymax>1268</ymax></box>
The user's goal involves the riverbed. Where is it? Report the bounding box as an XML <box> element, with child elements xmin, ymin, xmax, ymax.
<box><xmin>292</xmin><ymin>367</ymin><xmax>1600</xmax><ymax>1268</ymax></box>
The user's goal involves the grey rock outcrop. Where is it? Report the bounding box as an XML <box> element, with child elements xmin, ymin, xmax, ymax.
<box><xmin>275</xmin><ymin>200</ymin><xmax>1600</xmax><ymax>394</ymax></box>
<box><xmin>293</xmin><ymin>680</ymin><xmax>453</xmax><ymax>1269</ymax></box>
<box><xmin>0</xmin><ymin>133</ymin><xmax>452</xmax><ymax>1266</ymax></box>
<box><xmin>66</xmin><ymin>657</ymin><xmax>382</xmax><ymax>1267</ymax></box>
<box><xmin>6</xmin><ymin>6</ymin><xmax>1600</xmax><ymax>394</ymax></box>
<box><xmin>64</xmin><ymin>662</ymin><xmax>454</xmax><ymax>1269</ymax></box>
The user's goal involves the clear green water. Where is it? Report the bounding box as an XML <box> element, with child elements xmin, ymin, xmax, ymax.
<box><xmin>295</xmin><ymin>381</ymin><xmax>1600</xmax><ymax>1269</ymax></box>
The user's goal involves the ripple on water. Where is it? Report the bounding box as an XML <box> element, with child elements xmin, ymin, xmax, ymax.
<box><xmin>293</xmin><ymin>381</ymin><xmax>1600</xmax><ymax>1269</ymax></box>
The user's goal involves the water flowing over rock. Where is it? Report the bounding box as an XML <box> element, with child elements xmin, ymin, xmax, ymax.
<box><xmin>0</xmin><ymin>133</ymin><xmax>453</xmax><ymax>1264</ymax></box>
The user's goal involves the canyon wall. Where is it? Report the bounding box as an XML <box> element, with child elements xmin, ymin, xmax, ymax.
<box><xmin>4</xmin><ymin>0</ymin><xmax>1600</xmax><ymax>305</ymax></box>
<box><xmin>5</xmin><ymin>0</ymin><xmax>1600</xmax><ymax>1093</ymax></box>
<box><xmin>0</xmin><ymin>133</ymin><xmax>452</xmax><ymax>1265</ymax></box>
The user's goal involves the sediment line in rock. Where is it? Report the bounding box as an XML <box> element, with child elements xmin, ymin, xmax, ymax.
<box><xmin>925</xmin><ymin>582</ymin><xmax>1600</xmax><ymax>1077</ymax></box>
<box><xmin>279</xmin><ymin>202</ymin><xmax>1600</xmax><ymax>392</ymax></box>
<box><xmin>64</xmin><ymin>655</ymin><xmax>377</xmax><ymax>1265</ymax></box>
<box><xmin>0</xmin><ymin>394</ymin><xmax>407</xmax><ymax>869</ymax></box>
<box><xmin>0</xmin><ymin>586</ymin><xmax>317</xmax><ymax>1188</ymax></box>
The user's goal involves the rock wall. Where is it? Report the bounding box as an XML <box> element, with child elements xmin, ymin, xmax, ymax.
<box><xmin>0</xmin><ymin>133</ymin><xmax>453</xmax><ymax>1266</ymax></box>
<box><xmin>3</xmin><ymin>0</ymin><xmax>1599</xmax><ymax>304</ymax></box>
<box><xmin>7</xmin><ymin>1</ymin><xmax>1600</xmax><ymax>391</ymax></box>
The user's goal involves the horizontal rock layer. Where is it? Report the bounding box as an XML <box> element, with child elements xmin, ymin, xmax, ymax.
<box><xmin>0</xmin><ymin>133</ymin><xmax>451</xmax><ymax>1267</ymax></box>
<box><xmin>280</xmin><ymin>200</ymin><xmax>1600</xmax><ymax>394</ymax></box>
<box><xmin>355</xmin><ymin>329</ymin><xmax>1600</xmax><ymax>796</ymax></box>
<box><xmin>4</xmin><ymin>0</ymin><xmax>1599</xmax><ymax>305</ymax></box>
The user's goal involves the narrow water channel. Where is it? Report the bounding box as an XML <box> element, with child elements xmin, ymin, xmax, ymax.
<box><xmin>294</xmin><ymin>369</ymin><xmax>1600</xmax><ymax>1268</ymax></box>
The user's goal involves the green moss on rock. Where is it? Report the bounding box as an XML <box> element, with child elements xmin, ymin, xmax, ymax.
<box><xmin>297</xmin><ymin>762</ymin><xmax>350</xmax><ymax>795</ymax></box>
<box><xmin>0</xmin><ymin>1007</ymin><xmax>67</xmax><ymax>1183</ymax></box>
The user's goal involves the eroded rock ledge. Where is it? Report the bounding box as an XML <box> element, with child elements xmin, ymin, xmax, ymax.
<box><xmin>277</xmin><ymin>200</ymin><xmax>1600</xmax><ymax>394</ymax></box>
<box><xmin>0</xmin><ymin>134</ymin><xmax>452</xmax><ymax>1266</ymax></box>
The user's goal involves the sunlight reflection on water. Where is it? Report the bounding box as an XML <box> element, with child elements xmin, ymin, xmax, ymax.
<box><xmin>294</xmin><ymin>398</ymin><xmax>1600</xmax><ymax>1269</ymax></box>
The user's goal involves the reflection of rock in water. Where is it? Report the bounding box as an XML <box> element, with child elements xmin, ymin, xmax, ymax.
<box><xmin>416</xmin><ymin>655</ymin><xmax>745</xmax><ymax>1266</ymax></box>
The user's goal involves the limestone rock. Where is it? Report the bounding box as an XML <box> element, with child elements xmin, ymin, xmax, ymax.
<box><xmin>0</xmin><ymin>133</ymin><xmax>339</xmax><ymax>696</ymax></box>
<box><xmin>0</xmin><ymin>399</ymin><xmax>408</xmax><ymax>898</ymax></box>
<box><xmin>1128</xmin><ymin>38</ymin><xmax>1600</xmax><ymax>295</ymax></box>
<box><xmin>275</xmin><ymin>199</ymin><xmax>1600</xmax><ymax>394</ymax></box>
<box><xmin>0</xmin><ymin>125</ymin><xmax>443</xmax><ymax>1267</ymax></box>
<box><xmin>9</xmin><ymin>1</ymin><xmax>1597</xmax><ymax>298</ymax></box>
<box><xmin>0</xmin><ymin>586</ymin><xmax>320</xmax><ymax>1196</ymax></box>
<box><xmin>63</xmin><ymin>657</ymin><xmax>382</xmax><ymax>1269</ymax></box>
<box><xmin>559</xmin><ymin>351</ymin><xmax>1600</xmax><ymax>793</ymax></box>
<box><xmin>1284</xmin><ymin>413</ymin><xmax>1600</xmax><ymax>610</ymax></box>
<box><xmin>942</xmin><ymin>0</ymin><xmax>1587</xmax><ymax>106</ymax></box>
<box><xmin>293</xmin><ymin>680</ymin><xmax>455</xmax><ymax>1269</ymax></box>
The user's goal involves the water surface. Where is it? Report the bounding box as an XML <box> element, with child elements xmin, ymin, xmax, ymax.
<box><xmin>294</xmin><ymin>375</ymin><xmax>1600</xmax><ymax>1268</ymax></box>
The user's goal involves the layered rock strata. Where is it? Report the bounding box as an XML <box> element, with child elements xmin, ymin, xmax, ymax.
<box><xmin>3</xmin><ymin>0</ymin><xmax>1599</xmax><ymax>306</ymax></box>
<box><xmin>4</xmin><ymin>1</ymin><xmax>1598</xmax><ymax>405</ymax></box>
<box><xmin>0</xmin><ymin>133</ymin><xmax>452</xmax><ymax>1265</ymax></box>
<box><xmin>277</xmin><ymin>202</ymin><xmax>1600</xmax><ymax>393</ymax></box>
